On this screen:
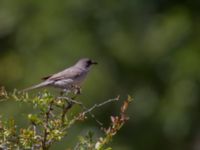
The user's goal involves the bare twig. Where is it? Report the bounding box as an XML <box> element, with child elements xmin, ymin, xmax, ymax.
<box><xmin>42</xmin><ymin>100</ymin><xmax>54</xmax><ymax>150</ymax></box>
<box><xmin>61</xmin><ymin>100</ymin><xmax>74</xmax><ymax>125</ymax></box>
<box><xmin>82</xmin><ymin>96</ymin><xmax>120</xmax><ymax>115</ymax></box>
<box><xmin>58</xmin><ymin>96</ymin><xmax>103</xmax><ymax>125</ymax></box>
<box><xmin>58</xmin><ymin>96</ymin><xmax>119</xmax><ymax>126</ymax></box>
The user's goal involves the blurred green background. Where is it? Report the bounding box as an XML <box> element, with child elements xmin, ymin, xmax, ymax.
<box><xmin>0</xmin><ymin>0</ymin><xmax>200</xmax><ymax>150</ymax></box>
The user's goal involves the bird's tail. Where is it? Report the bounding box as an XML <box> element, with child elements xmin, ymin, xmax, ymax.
<box><xmin>22</xmin><ymin>81</ymin><xmax>51</xmax><ymax>92</ymax></box>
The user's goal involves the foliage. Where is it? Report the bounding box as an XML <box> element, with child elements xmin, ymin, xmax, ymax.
<box><xmin>0</xmin><ymin>87</ymin><xmax>131</xmax><ymax>150</ymax></box>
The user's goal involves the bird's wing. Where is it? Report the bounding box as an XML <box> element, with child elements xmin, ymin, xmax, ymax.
<box><xmin>43</xmin><ymin>67</ymin><xmax>83</xmax><ymax>81</ymax></box>
<box><xmin>41</xmin><ymin>75</ymin><xmax>52</xmax><ymax>80</ymax></box>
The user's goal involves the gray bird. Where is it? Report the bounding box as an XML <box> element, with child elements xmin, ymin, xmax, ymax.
<box><xmin>23</xmin><ymin>58</ymin><xmax>98</xmax><ymax>92</ymax></box>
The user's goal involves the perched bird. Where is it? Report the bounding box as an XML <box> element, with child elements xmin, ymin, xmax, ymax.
<box><xmin>22</xmin><ymin>58</ymin><xmax>98</xmax><ymax>92</ymax></box>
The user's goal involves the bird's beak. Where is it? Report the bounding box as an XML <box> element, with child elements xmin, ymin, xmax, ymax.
<box><xmin>91</xmin><ymin>61</ymin><xmax>98</xmax><ymax>65</ymax></box>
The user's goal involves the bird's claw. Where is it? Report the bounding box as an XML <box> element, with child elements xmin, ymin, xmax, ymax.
<box><xmin>74</xmin><ymin>85</ymin><xmax>81</xmax><ymax>95</ymax></box>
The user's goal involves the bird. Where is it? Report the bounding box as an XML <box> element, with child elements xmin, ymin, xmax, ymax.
<box><xmin>22</xmin><ymin>58</ymin><xmax>98</xmax><ymax>93</ymax></box>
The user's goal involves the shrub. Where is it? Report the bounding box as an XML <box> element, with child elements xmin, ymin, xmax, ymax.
<box><xmin>0</xmin><ymin>86</ymin><xmax>131</xmax><ymax>150</ymax></box>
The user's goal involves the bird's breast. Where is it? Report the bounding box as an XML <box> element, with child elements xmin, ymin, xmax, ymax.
<box><xmin>73</xmin><ymin>71</ymin><xmax>88</xmax><ymax>85</ymax></box>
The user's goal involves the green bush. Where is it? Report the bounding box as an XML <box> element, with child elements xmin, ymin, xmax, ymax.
<box><xmin>0</xmin><ymin>87</ymin><xmax>131</xmax><ymax>150</ymax></box>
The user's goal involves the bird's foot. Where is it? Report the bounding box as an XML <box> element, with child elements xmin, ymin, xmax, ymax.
<box><xmin>74</xmin><ymin>85</ymin><xmax>81</xmax><ymax>95</ymax></box>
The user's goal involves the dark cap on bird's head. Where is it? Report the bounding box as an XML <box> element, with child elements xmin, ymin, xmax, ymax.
<box><xmin>75</xmin><ymin>58</ymin><xmax>98</xmax><ymax>68</ymax></box>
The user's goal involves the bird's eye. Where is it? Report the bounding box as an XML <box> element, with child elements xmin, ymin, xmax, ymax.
<box><xmin>87</xmin><ymin>60</ymin><xmax>92</xmax><ymax>64</ymax></box>
<box><xmin>85</xmin><ymin>60</ymin><xmax>92</xmax><ymax>67</ymax></box>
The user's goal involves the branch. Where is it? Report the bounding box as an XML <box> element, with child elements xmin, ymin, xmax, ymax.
<box><xmin>61</xmin><ymin>100</ymin><xmax>74</xmax><ymax>125</ymax></box>
<box><xmin>82</xmin><ymin>96</ymin><xmax>120</xmax><ymax>115</ymax></box>
<box><xmin>58</xmin><ymin>96</ymin><xmax>120</xmax><ymax>126</ymax></box>
<box><xmin>42</xmin><ymin>100</ymin><xmax>54</xmax><ymax>150</ymax></box>
<box><xmin>95</xmin><ymin>96</ymin><xmax>132</xmax><ymax>150</ymax></box>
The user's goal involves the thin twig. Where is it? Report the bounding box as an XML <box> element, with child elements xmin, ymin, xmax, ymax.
<box><xmin>42</xmin><ymin>100</ymin><xmax>54</xmax><ymax>150</ymax></box>
<box><xmin>58</xmin><ymin>97</ymin><xmax>103</xmax><ymax>125</ymax></box>
<box><xmin>81</xmin><ymin>96</ymin><xmax>120</xmax><ymax>116</ymax></box>
<box><xmin>58</xmin><ymin>96</ymin><xmax>120</xmax><ymax>126</ymax></box>
<box><xmin>61</xmin><ymin>100</ymin><xmax>74</xmax><ymax>125</ymax></box>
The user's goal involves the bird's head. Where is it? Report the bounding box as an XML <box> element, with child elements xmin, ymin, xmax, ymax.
<box><xmin>75</xmin><ymin>58</ymin><xmax>98</xmax><ymax>69</ymax></box>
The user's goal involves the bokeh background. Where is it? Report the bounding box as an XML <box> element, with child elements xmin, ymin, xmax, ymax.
<box><xmin>0</xmin><ymin>0</ymin><xmax>200</xmax><ymax>150</ymax></box>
